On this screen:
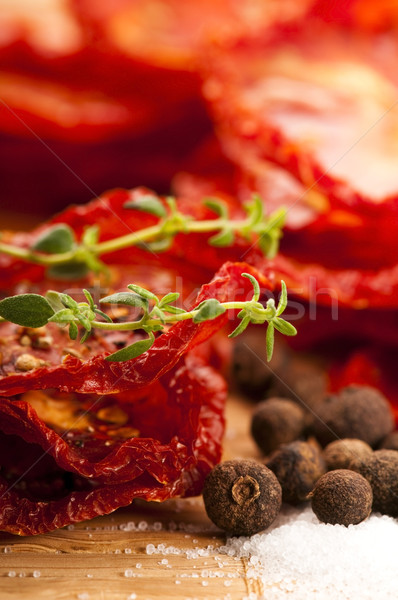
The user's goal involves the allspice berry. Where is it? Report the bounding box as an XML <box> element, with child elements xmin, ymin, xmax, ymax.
<box><xmin>311</xmin><ymin>385</ymin><xmax>394</xmax><ymax>447</ymax></box>
<box><xmin>266</xmin><ymin>440</ymin><xmax>326</xmax><ymax>504</ymax></box>
<box><xmin>251</xmin><ymin>398</ymin><xmax>306</xmax><ymax>455</ymax></box>
<box><xmin>353</xmin><ymin>449</ymin><xmax>398</xmax><ymax>517</ymax></box>
<box><xmin>310</xmin><ymin>469</ymin><xmax>373</xmax><ymax>526</ymax></box>
<box><xmin>379</xmin><ymin>431</ymin><xmax>398</xmax><ymax>451</ymax></box>
<box><xmin>323</xmin><ymin>438</ymin><xmax>373</xmax><ymax>471</ymax></box>
<box><xmin>202</xmin><ymin>459</ymin><xmax>282</xmax><ymax>536</ymax></box>
<box><xmin>231</xmin><ymin>330</ymin><xmax>289</xmax><ymax>398</ymax></box>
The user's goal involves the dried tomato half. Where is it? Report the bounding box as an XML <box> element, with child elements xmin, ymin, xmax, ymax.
<box><xmin>200</xmin><ymin>13</ymin><xmax>398</xmax><ymax>271</ymax></box>
<box><xmin>0</xmin><ymin>261</ymin><xmax>271</xmax><ymax>535</ymax></box>
<box><xmin>2</xmin><ymin>185</ymin><xmax>398</xmax><ymax>310</ymax></box>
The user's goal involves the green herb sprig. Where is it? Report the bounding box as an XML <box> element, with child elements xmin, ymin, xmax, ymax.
<box><xmin>0</xmin><ymin>195</ymin><xmax>285</xmax><ymax>280</ymax></box>
<box><xmin>0</xmin><ymin>275</ymin><xmax>296</xmax><ymax>362</ymax></box>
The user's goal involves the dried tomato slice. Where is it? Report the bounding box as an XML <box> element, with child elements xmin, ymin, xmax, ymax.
<box><xmin>0</xmin><ymin>187</ymin><xmax>263</xmax><ymax>292</ymax></box>
<box><xmin>309</xmin><ymin>0</ymin><xmax>398</xmax><ymax>32</ymax></box>
<box><xmin>202</xmin><ymin>15</ymin><xmax>398</xmax><ymax>206</ymax></box>
<box><xmin>0</xmin><ymin>261</ymin><xmax>271</xmax><ymax>535</ymax></box>
<box><xmin>0</xmin><ymin>355</ymin><xmax>227</xmax><ymax>535</ymax></box>
<box><xmin>2</xmin><ymin>185</ymin><xmax>398</xmax><ymax>310</ymax></box>
<box><xmin>200</xmin><ymin>15</ymin><xmax>398</xmax><ymax>272</ymax></box>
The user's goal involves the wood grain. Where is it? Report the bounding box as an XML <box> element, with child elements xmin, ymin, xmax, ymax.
<box><xmin>0</xmin><ymin>396</ymin><xmax>264</xmax><ymax>599</ymax></box>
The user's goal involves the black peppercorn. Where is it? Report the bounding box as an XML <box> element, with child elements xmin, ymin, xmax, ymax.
<box><xmin>323</xmin><ymin>438</ymin><xmax>373</xmax><ymax>471</ymax></box>
<box><xmin>202</xmin><ymin>459</ymin><xmax>282</xmax><ymax>536</ymax></box>
<box><xmin>266</xmin><ymin>440</ymin><xmax>326</xmax><ymax>504</ymax></box>
<box><xmin>352</xmin><ymin>449</ymin><xmax>398</xmax><ymax>517</ymax></box>
<box><xmin>251</xmin><ymin>397</ymin><xmax>306</xmax><ymax>455</ymax></box>
<box><xmin>311</xmin><ymin>385</ymin><xmax>394</xmax><ymax>447</ymax></box>
<box><xmin>310</xmin><ymin>469</ymin><xmax>373</xmax><ymax>526</ymax></box>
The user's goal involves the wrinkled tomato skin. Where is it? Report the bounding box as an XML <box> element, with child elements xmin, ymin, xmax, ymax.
<box><xmin>2</xmin><ymin>187</ymin><xmax>398</xmax><ymax>310</ymax></box>
<box><xmin>0</xmin><ymin>261</ymin><xmax>270</xmax><ymax>535</ymax></box>
<box><xmin>0</xmin><ymin>356</ymin><xmax>226</xmax><ymax>536</ymax></box>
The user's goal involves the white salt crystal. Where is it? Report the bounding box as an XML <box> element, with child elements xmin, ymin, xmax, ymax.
<box><xmin>32</xmin><ymin>571</ymin><xmax>41</xmax><ymax>578</ymax></box>
<box><xmin>146</xmin><ymin>544</ymin><xmax>156</xmax><ymax>555</ymax></box>
<box><xmin>217</xmin><ymin>506</ymin><xmax>398</xmax><ymax>599</ymax></box>
<box><xmin>124</xmin><ymin>569</ymin><xmax>133</xmax><ymax>578</ymax></box>
<box><xmin>8</xmin><ymin>571</ymin><xmax>16</xmax><ymax>578</ymax></box>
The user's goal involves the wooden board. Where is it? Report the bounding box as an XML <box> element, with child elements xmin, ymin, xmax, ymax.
<box><xmin>0</xmin><ymin>396</ymin><xmax>266</xmax><ymax>600</ymax></box>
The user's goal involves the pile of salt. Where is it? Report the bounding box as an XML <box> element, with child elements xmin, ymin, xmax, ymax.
<box><xmin>218</xmin><ymin>506</ymin><xmax>398</xmax><ymax>599</ymax></box>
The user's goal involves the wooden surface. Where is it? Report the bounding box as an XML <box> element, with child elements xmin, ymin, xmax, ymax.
<box><xmin>0</xmin><ymin>396</ymin><xmax>265</xmax><ymax>600</ymax></box>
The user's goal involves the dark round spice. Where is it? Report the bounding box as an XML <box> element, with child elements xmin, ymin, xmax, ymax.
<box><xmin>352</xmin><ymin>449</ymin><xmax>398</xmax><ymax>517</ymax></box>
<box><xmin>379</xmin><ymin>431</ymin><xmax>398</xmax><ymax>451</ymax></box>
<box><xmin>231</xmin><ymin>330</ymin><xmax>327</xmax><ymax>408</ymax></box>
<box><xmin>230</xmin><ymin>330</ymin><xmax>289</xmax><ymax>398</ymax></box>
<box><xmin>310</xmin><ymin>469</ymin><xmax>373</xmax><ymax>526</ymax></box>
<box><xmin>202</xmin><ymin>459</ymin><xmax>282</xmax><ymax>536</ymax></box>
<box><xmin>323</xmin><ymin>438</ymin><xmax>373</xmax><ymax>471</ymax></box>
<box><xmin>268</xmin><ymin>355</ymin><xmax>328</xmax><ymax>412</ymax></box>
<box><xmin>311</xmin><ymin>385</ymin><xmax>394</xmax><ymax>448</ymax></box>
<box><xmin>251</xmin><ymin>398</ymin><xmax>306</xmax><ymax>456</ymax></box>
<box><xmin>266</xmin><ymin>440</ymin><xmax>326</xmax><ymax>504</ymax></box>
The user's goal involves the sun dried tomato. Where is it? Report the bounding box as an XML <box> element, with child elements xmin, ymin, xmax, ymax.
<box><xmin>309</xmin><ymin>0</ymin><xmax>398</xmax><ymax>32</ymax></box>
<box><xmin>200</xmin><ymin>13</ymin><xmax>398</xmax><ymax>270</ymax></box>
<box><xmin>2</xmin><ymin>185</ymin><xmax>398</xmax><ymax>311</ymax></box>
<box><xmin>0</xmin><ymin>187</ymin><xmax>266</xmax><ymax>292</ymax></box>
<box><xmin>0</xmin><ymin>261</ymin><xmax>271</xmax><ymax>535</ymax></box>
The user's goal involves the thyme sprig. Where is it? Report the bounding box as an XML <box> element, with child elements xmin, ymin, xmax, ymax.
<box><xmin>0</xmin><ymin>195</ymin><xmax>285</xmax><ymax>279</ymax></box>
<box><xmin>0</xmin><ymin>275</ymin><xmax>296</xmax><ymax>362</ymax></box>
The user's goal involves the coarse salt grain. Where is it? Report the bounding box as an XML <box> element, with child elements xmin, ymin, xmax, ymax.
<box><xmin>32</xmin><ymin>571</ymin><xmax>41</xmax><ymax>578</ymax></box>
<box><xmin>217</xmin><ymin>506</ymin><xmax>398</xmax><ymax>600</ymax></box>
<box><xmin>146</xmin><ymin>544</ymin><xmax>156</xmax><ymax>555</ymax></box>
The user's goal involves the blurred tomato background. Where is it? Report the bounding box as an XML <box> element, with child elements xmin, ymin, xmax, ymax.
<box><xmin>0</xmin><ymin>0</ymin><xmax>398</xmax><ymax>409</ymax></box>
